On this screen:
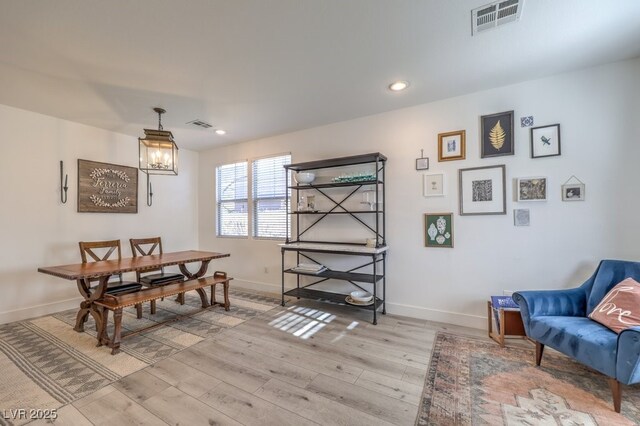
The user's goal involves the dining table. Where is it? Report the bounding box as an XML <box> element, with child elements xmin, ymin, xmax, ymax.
<box><xmin>38</xmin><ymin>250</ymin><xmax>230</xmax><ymax>334</ymax></box>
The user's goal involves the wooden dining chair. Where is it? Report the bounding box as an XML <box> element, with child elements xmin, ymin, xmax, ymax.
<box><xmin>79</xmin><ymin>240</ymin><xmax>144</xmax><ymax>318</ymax></box>
<box><xmin>129</xmin><ymin>237</ymin><xmax>185</xmax><ymax>314</ymax></box>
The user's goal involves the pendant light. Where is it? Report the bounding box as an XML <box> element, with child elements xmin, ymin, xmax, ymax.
<box><xmin>139</xmin><ymin>107</ymin><xmax>179</xmax><ymax>176</ymax></box>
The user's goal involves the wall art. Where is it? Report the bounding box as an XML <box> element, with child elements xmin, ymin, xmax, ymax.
<box><xmin>562</xmin><ymin>183</ymin><xmax>585</xmax><ymax>201</ymax></box>
<box><xmin>520</xmin><ymin>116</ymin><xmax>534</xmax><ymax>127</ymax></box>
<box><xmin>531</xmin><ymin>123</ymin><xmax>561</xmax><ymax>158</ymax></box>
<box><xmin>438</xmin><ymin>130</ymin><xmax>466</xmax><ymax>161</ymax></box>
<box><xmin>517</xmin><ymin>177</ymin><xmax>547</xmax><ymax>202</ymax></box>
<box><xmin>423</xmin><ymin>173</ymin><xmax>445</xmax><ymax>197</ymax></box>
<box><xmin>481</xmin><ymin>110</ymin><xmax>514</xmax><ymax>158</ymax></box>
<box><xmin>78</xmin><ymin>159</ymin><xmax>138</xmax><ymax>213</ymax></box>
<box><xmin>415</xmin><ymin>149</ymin><xmax>429</xmax><ymax>170</ymax></box>
<box><xmin>459</xmin><ymin>165</ymin><xmax>506</xmax><ymax>215</ymax></box>
<box><xmin>514</xmin><ymin>209</ymin><xmax>530</xmax><ymax>226</ymax></box>
<box><xmin>424</xmin><ymin>213</ymin><xmax>453</xmax><ymax>248</ymax></box>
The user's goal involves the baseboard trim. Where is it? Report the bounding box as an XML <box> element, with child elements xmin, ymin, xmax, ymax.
<box><xmin>230</xmin><ymin>278</ymin><xmax>486</xmax><ymax>330</ymax></box>
<box><xmin>0</xmin><ymin>297</ymin><xmax>82</xmax><ymax>324</ymax></box>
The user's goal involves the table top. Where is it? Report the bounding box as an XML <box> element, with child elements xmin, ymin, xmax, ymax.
<box><xmin>38</xmin><ymin>250</ymin><xmax>230</xmax><ymax>280</ymax></box>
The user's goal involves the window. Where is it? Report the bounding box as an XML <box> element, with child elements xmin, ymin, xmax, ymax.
<box><xmin>216</xmin><ymin>161</ymin><xmax>248</xmax><ymax>237</ymax></box>
<box><xmin>252</xmin><ymin>154</ymin><xmax>291</xmax><ymax>239</ymax></box>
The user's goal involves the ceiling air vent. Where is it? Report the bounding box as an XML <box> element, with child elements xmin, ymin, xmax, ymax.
<box><xmin>186</xmin><ymin>119</ymin><xmax>213</xmax><ymax>129</ymax></box>
<box><xmin>472</xmin><ymin>0</ymin><xmax>523</xmax><ymax>36</ymax></box>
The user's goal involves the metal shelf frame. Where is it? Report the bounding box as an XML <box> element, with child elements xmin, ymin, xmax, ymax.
<box><xmin>281</xmin><ymin>153</ymin><xmax>387</xmax><ymax>324</ymax></box>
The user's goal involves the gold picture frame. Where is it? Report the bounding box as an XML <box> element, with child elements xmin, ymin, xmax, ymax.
<box><xmin>438</xmin><ymin>130</ymin><xmax>466</xmax><ymax>162</ymax></box>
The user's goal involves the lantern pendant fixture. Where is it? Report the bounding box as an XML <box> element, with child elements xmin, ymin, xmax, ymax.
<box><xmin>139</xmin><ymin>107</ymin><xmax>179</xmax><ymax>176</ymax></box>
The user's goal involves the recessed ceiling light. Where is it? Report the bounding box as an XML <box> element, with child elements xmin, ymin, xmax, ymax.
<box><xmin>215</xmin><ymin>129</ymin><xmax>226</xmax><ymax>135</ymax></box>
<box><xmin>388</xmin><ymin>81</ymin><xmax>409</xmax><ymax>92</ymax></box>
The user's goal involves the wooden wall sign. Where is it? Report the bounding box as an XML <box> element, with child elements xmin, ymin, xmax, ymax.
<box><xmin>78</xmin><ymin>159</ymin><xmax>138</xmax><ymax>213</ymax></box>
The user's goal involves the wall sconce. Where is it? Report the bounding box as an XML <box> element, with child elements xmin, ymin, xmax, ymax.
<box><xmin>139</xmin><ymin>107</ymin><xmax>179</xmax><ymax>206</ymax></box>
<box><xmin>60</xmin><ymin>160</ymin><xmax>68</xmax><ymax>204</ymax></box>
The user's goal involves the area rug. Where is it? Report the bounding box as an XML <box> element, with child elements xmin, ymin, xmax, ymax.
<box><xmin>416</xmin><ymin>332</ymin><xmax>640</xmax><ymax>425</ymax></box>
<box><xmin>0</xmin><ymin>288</ymin><xmax>278</xmax><ymax>426</ymax></box>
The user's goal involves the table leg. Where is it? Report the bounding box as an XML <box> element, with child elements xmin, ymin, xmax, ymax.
<box><xmin>74</xmin><ymin>277</ymin><xmax>109</xmax><ymax>332</ymax></box>
<box><xmin>178</xmin><ymin>260</ymin><xmax>212</xmax><ymax>308</ymax></box>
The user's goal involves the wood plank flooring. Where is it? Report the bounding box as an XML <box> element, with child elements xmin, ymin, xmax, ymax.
<box><xmin>46</xmin><ymin>290</ymin><xmax>488</xmax><ymax>425</ymax></box>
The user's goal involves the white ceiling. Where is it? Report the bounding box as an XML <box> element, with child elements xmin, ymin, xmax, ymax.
<box><xmin>1</xmin><ymin>0</ymin><xmax>639</xmax><ymax>151</ymax></box>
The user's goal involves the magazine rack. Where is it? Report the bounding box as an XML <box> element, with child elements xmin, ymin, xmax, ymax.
<box><xmin>487</xmin><ymin>300</ymin><xmax>526</xmax><ymax>347</ymax></box>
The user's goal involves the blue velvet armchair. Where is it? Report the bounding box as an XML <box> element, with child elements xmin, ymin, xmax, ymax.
<box><xmin>513</xmin><ymin>259</ymin><xmax>640</xmax><ymax>413</ymax></box>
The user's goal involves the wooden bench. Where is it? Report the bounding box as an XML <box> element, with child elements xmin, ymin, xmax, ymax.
<box><xmin>95</xmin><ymin>271</ymin><xmax>232</xmax><ymax>354</ymax></box>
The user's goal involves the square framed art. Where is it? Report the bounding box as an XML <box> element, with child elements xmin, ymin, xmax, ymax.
<box><xmin>514</xmin><ymin>209</ymin><xmax>530</xmax><ymax>226</ymax></box>
<box><xmin>424</xmin><ymin>213</ymin><xmax>453</xmax><ymax>248</ymax></box>
<box><xmin>438</xmin><ymin>130</ymin><xmax>465</xmax><ymax>161</ymax></box>
<box><xmin>562</xmin><ymin>183</ymin><xmax>585</xmax><ymax>201</ymax></box>
<box><xmin>481</xmin><ymin>111</ymin><xmax>514</xmax><ymax>158</ymax></box>
<box><xmin>459</xmin><ymin>165</ymin><xmax>506</xmax><ymax>215</ymax></box>
<box><xmin>423</xmin><ymin>173</ymin><xmax>445</xmax><ymax>197</ymax></box>
<box><xmin>517</xmin><ymin>177</ymin><xmax>547</xmax><ymax>201</ymax></box>
<box><xmin>531</xmin><ymin>124</ymin><xmax>561</xmax><ymax>158</ymax></box>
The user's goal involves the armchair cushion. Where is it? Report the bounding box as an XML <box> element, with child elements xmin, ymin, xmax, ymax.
<box><xmin>589</xmin><ymin>278</ymin><xmax>640</xmax><ymax>334</ymax></box>
<box><xmin>529</xmin><ymin>316</ymin><xmax>618</xmax><ymax>377</ymax></box>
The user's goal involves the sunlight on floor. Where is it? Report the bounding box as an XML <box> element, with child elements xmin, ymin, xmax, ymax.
<box><xmin>268</xmin><ymin>305</ymin><xmax>359</xmax><ymax>339</ymax></box>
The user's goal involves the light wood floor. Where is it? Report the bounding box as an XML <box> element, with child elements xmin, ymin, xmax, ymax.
<box><xmin>32</xmin><ymin>290</ymin><xmax>487</xmax><ymax>426</ymax></box>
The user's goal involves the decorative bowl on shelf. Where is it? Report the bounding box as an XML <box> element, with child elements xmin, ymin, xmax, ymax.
<box><xmin>350</xmin><ymin>290</ymin><xmax>373</xmax><ymax>303</ymax></box>
<box><xmin>294</xmin><ymin>172</ymin><xmax>315</xmax><ymax>184</ymax></box>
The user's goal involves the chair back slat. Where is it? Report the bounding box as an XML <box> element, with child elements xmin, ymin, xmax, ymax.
<box><xmin>78</xmin><ymin>240</ymin><xmax>124</xmax><ymax>283</ymax></box>
<box><xmin>130</xmin><ymin>237</ymin><xmax>165</xmax><ymax>278</ymax></box>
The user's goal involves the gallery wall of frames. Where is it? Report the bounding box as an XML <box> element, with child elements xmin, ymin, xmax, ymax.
<box><xmin>422</xmin><ymin>111</ymin><xmax>583</xmax><ymax>248</ymax></box>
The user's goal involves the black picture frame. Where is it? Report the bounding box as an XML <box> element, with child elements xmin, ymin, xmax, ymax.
<box><xmin>530</xmin><ymin>123</ymin><xmax>561</xmax><ymax>158</ymax></box>
<box><xmin>416</xmin><ymin>157</ymin><xmax>429</xmax><ymax>170</ymax></box>
<box><xmin>481</xmin><ymin>110</ymin><xmax>514</xmax><ymax>158</ymax></box>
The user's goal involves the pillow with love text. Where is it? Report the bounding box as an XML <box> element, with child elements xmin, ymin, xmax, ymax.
<box><xmin>589</xmin><ymin>277</ymin><xmax>640</xmax><ymax>334</ymax></box>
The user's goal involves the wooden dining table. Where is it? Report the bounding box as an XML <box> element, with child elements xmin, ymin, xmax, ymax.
<box><xmin>38</xmin><ymin>250</ymin><xmax>230</xmax><ymax>334</ymax></box>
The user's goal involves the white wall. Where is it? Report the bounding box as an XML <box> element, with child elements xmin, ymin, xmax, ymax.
<box><xmin>199</xmin><ymin>58</ymin><xmax>640</xmax><ymax>329</ymax></box>
<box><xmin>0</xmin><ymin>104</ymin><xmax>199</xmax><ymax>323</ymax></box>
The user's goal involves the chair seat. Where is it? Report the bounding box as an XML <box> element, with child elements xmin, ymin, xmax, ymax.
<box><xmin>140</xmin><ymin>273</ymin><xmax>185</xmax><ymax>286</ymax></box>
<box><xmin>105</xmin><ymin>282</ymin><xmax>143</xmax><ymax>295</ymax></box>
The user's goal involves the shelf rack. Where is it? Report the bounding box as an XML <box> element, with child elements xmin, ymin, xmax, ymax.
<box><xmin>281</xmin><ymin>153</ymin><xmax>387</xmax><ymax>325</ymax></box>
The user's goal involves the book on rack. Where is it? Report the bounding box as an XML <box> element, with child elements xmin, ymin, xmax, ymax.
<box><xmin>291</xmin><ymin>263</ymin><xmax>327</xmax><ymax>274</ymax></box>
<box><xmin>490</xmin><ymin>295</ymin><xmax>519</xmax><ymax>334</ymax></box>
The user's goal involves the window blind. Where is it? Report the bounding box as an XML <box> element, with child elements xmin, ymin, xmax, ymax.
<box><xmin>252</xmin><ymin>154</ymin><xmax>291</xmax><ymax>239</ymax></box>
<box><xmin>216</xmin><ymin>161</ymin><xmax>248</xmax><ymax>237</ymax></box>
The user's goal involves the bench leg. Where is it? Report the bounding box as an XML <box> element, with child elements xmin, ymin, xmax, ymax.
<box><xmin>210</xmin><ymin>284</ymin><xmax>217</xmax><ymax>306</ymax></box>
<box><xmin>609</xmin><ymin>378</ymin><xmax>622</xmax><ymax>413</ymax></box>
<box><xmin>111</xmin><ymin>308</ymin><xmax>123</xmax><ymax>355</ymax></box>
<box><xmin>223</xmin><ymin>281</ymin><xmax>230</xmax><ymax>311</ymax></box>
<box><xmin>535</xmin><ymin>342</ymin><xmax>544</xmax><ymax>366</ymax></box>
<box><xmin>136</xmin><ymin>303</ymin><xmax>142</xmax><ymax>319</ymax></box>
<box><xmin>150</xmin><ymin>300</ymin><xmax>156</xmax><ymax>315</ymax></box>
<box><xmin>97</xmin><ymin>307</ymin><xmax>108</xmax><ymax>347</ymax></box>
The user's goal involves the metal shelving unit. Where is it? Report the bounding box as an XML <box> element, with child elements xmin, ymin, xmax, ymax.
<box><xmin>280</xmin><ymin>153</ymin><xmax>387</xmax><ymax>325</ymax></box>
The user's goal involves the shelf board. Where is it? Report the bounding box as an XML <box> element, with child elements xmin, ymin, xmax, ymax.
<box><xmin>290</xmin><ymin>210</ymin><xmax>380</xmax><ymax>215</ymax></box>
<box><xmin>284</xmin><ymin>268</ymin><xmax>383</xmax><ymax>283</ymax></box>
<box><xmin>285</xmin><ymin>153</ymin><xmax>387</xmax><ymax>172</ymax></box>
<box><xmin>280</xmin><ymin>242</ymin><xmax>388</xmax><ymax>255</ymax></box>
<box><xmin>284</xmin><ymin>288</ymin><xmax>383</xmax><ymax>311</ymax></box>
<box><xmin>289</xmin><ymin>180</ymin><xmax>382</xmax><ymax>190</ymax></box>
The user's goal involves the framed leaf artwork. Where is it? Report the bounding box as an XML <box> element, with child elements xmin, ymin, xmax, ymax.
<box><xmin>481</xmin><ymin>111</ymin><xmax>514</xmax><ymax>158</ymax></box>
<box><xmin>424</xmin><ymin>213</ymin><xmax>453</xmax><ymax>248</ymax></box>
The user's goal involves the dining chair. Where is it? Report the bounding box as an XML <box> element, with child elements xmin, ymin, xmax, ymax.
<box><xmin>129</xmin><ymin>237</ymin><xmax>185</xmax><ymax>314</ymax></box>
<box><xmin>78</xmin><ymin>240</ymin><xmax>144</xmax><ymax>318</ymax></box>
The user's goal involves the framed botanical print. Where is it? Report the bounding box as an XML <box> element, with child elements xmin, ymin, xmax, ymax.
<box><xmin>481</xmin><ymin>111</ymin><xmax>514</xmax><ymax>158</ymax></box>
<box><xmin>517</xmin><ymin>177</ymin><xmax>547</xmax><ymax>202</ymax></box>
<box><xmin>459</xmin><ymin>165</ymin><xmax>506</xmax><ymax>215</ymax></box>
<box><xmin>531</xmin><ymin>124</ymin><xmax>561</xmax><ymax>158</ymax></box>
<box><xmin>424</xmin><ymin>213</ymin><xmax>453</xmax><ymax>248</ymax></box>
<box><xmin>438</xmin><ymin>130</ymin><xmax>465</xmax><ymax>161</ymax></box>
<box><xmin>423</xmin><ymin>173</ymin><xmax>445</xmax><ymax>197</ymax></box>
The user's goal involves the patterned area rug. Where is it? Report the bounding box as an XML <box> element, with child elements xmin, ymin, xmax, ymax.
<box><xmin>416</xmin><ymin>332</ymin><xmax>640</xmax><ymax>425</ymax></box>
<box><xmin>0</xmin><ymin>288</ymin><xmax>278</xmax><ymax>425</ymax></box>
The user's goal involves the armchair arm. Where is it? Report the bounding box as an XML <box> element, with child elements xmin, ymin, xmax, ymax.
<box><xmin>513</xmin><ymin>288</ymin><xmax>587</xmax><ymax>336</ymax></box>
<box><xmin>617</xmin><ymin>326</ymin><xmax>640</xmax><ymax>385</ymax></box>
